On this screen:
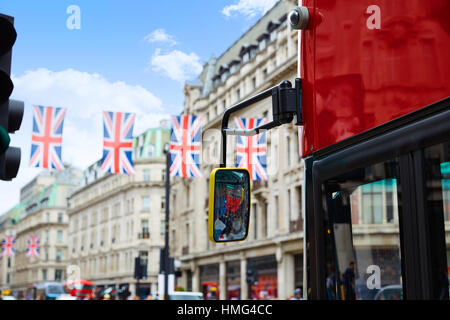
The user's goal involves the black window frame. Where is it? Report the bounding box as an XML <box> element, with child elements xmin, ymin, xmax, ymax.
<box><xmin>305</xmin><ymin>98</ymin><xmax>450</xmax><ymax>300</ymax></box>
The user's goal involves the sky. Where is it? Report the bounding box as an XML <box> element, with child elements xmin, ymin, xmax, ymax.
<box><xmin>0</xmin><ymin>0</ymin><xmax>280</xmax><ymax>213</ymax></box>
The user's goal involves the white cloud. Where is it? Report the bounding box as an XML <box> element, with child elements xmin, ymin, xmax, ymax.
<box><xmin>0</xmin><ymin>68</ymin><xmax>170</xmax><ymax>213</ymax></box>
<box><xmin>150</xmin><ymin>49</ymin><xmax>203</xmax><ymax>83</ymax></box>
<box><xmin>143</xmin><ymin>29</ymin><xmax>178</xmax><ymax>46</ymax></box>
<box><xmin>222</xmin><ymin>0</ymin><xmax>279</xmax><ymax>18</ymax></box>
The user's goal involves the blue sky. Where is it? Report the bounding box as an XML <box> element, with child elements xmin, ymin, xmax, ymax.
<box><xmin>0</xmin><ymin>0</ymin><xmax>279</xmax><ymax>212</ymax></box>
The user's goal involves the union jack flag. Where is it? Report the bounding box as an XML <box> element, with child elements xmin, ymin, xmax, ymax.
<box><xmin>169</xmin><ymin>115</ymin><xmax>202</xmax><ymax>178</ymax></box>
<box><xmin>26</xmin><ymin>235</ymin><xmax>40</xmax><ymax>258</ymax></box>
<box><xmin>1</xmin><ymin>235</ymin><xmax>15</xmax><ymax>257</ymax></box>
<box><xmin>29</xmin><ymin>106</ymin><xmax>66</xmax><ymax>170</ymax></box>
<box><xmin>235</xmin><ymin>117</ymin><xmax>269</xmax><ymax>181</ymax></box>
<box><xmin>100</xmin><ymin>111</ymin><xmax>136</xmax><ymax>175</ymax></box>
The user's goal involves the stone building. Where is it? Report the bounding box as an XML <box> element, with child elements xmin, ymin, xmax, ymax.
<box><xmin>170</xmin><ymin>0</ymin><xmax>305</xmax><ymax>300</ymax></box>
<box><xmin>7</xmin><ymin>167</ymin><xmax>81</xmax><ymax>296</ymax></box>
<box><xmin>0</xmin><ymin>208</ymin><xmax>17</xmax><ymax>293</ymax></box>
<box><xmin>67</xmin><ymin>126</ymin><xmax>170</xmax><ymax>298</ymax></box>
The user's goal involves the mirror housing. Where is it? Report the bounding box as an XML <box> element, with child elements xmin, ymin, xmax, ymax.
<box><xmin>208</xmin><ymin>168</ymin><xmax>251</xmax><ymax>242</ymax></box>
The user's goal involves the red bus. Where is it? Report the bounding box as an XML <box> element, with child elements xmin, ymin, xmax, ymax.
<box><xmin>64</xmin><ymin>280</ymin><xmax>94</xmax><ymax>300</ymax></box>
<box><xmin>210</xmin><ymin>0</ymin><xmax>449</xmax><ymax>300</ymax></box>
<box><xmin>201</xmin><ymin>281</ymin><xmax>219</xmax><ymax>300</ymax></box>
<box><xmin>299</xmin><ymin>0</ymin><xmax>450</xmax><ymax>300</ymax></box>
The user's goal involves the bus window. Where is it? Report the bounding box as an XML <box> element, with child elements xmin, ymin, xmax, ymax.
<box><xmin>423</xmin><ymin>142</ymin><xmax>450</xmax><ymax>300</ymax></box>
<box><xmin>322</xmin><ymin>159</ymin><xmax>404</xmax><ymax>300</ymax></box>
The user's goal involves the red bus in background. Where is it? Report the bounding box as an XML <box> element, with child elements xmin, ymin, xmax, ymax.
<box><xmin>201</xmin><ymin>281</ymin><xmax>219</xmax><ymax>300</ymax></box>
<box><xmin>64</xmin><ymin>280</ymin><xmax>94</xmax><ymax>300</ymax></box>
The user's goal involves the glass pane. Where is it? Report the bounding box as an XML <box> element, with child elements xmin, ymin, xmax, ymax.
<box><xmin>213</xmin><ymin>169</ymin><xmax>250</xmax><ymax>242</ymax></box>
<box><xmin>322</xmin><ymin>160</ymin><xmax>403</xmax><ymax>300</ymax></box>
<box><xmin>423</xmin><ymin>142</ymin><xmax>450</xmax><ymax>300</ymax></box>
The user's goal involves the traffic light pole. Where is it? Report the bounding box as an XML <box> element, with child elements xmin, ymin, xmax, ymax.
<box><xmin>163</xmin><ymin>144</ymin><xmax>170</xmax><ymax>300</ymax></box>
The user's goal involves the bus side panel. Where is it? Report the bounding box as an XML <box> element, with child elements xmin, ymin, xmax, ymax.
<box><xmin>302</xmin><ymin>0</ymin><xmax>450</xmax><ymax>156</ymax></box>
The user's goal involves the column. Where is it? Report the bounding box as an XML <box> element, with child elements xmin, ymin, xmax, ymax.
<box><xmin>219</xmin><ymin>259</ymin><xmax>226</xmax><ymax>300</ymax></box>
<box><xmin>192</xmin><ymin>263</ymin><xmax>200</xmax><ymax>292</ymax></box>
<box><xmin>276</xmin><ymin>246</ymin><xmax>295</xmax><ymax>299</ymax></box>
<box><xmin>240</xmin><ymin>257</ymin><xmax>248</xmax><ymax>300</ymax></box>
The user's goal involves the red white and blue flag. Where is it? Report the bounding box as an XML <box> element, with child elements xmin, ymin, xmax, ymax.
<box><xmin>169</xmin><ymin>115</ymin><xmax>202</xmax><ymax>178</ymax></box>
<box><xmin>26</xmin><ymin>235</ymin><xmax>40</xmax><ymax>258</ymax></box>
<box><xmin>1</xmin><ymin>235</ymin><xmax>15</xmax><ymax>257</ymax></box>
<box><xmin>235</xmin><ymin>117</ymin><xmax>269</xmax><ymax>181</ymax></box>
<box><xmin>100</xmin><ymin>111</ymin><xmax>136</xmax><ymax>175</ymax></box>
<box><xmin>29</xmin><ymin>106</ymin><xmax>66</xmax><ymax>170</ymax></box>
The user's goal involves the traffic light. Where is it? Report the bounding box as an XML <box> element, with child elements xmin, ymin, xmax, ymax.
<box><xmin>0</xmin><ymin>14</ymin><xmax>23</xmax><ymax>181</ymax></box>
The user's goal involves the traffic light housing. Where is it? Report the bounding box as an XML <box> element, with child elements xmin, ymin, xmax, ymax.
<box><xmin>0</xmin><ymin>14</ymin><xmax>23</xmax><ymax>181</ymax></box>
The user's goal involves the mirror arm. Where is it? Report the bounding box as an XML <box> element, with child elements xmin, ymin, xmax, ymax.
<box><xmin>220</xmin><ymin>78</ymin><xmax>302</xmax><ymax>168</ymax></box>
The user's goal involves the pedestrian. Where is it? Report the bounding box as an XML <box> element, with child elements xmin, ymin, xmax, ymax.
<box><xmin>145</xmin><ymin>294</ymin><xmax>153</xmax><ymax>300</ymax></box>
<box><xmin>326</xmin><ymin>266</ymin><xmax>337</xmax><ymax>300</ymax></box>
<box><xmin>342</xmin><ymin>261</ymin><xmax>356</xmax><ymax>300</ymax></box>
<box><xmin>290</xmin><ymin>288</ymin><xmax>303</xmax><ymax>300</ymax></box>
<box><xmin>103</xmin><ymin>293</ymin><xmax>111</xmax><ymax>300</ymax></box>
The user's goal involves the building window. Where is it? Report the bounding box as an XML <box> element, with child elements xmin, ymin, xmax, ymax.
<box><xmin>252</xmin><ymin>77</ymin><xmax>257</xmax><ymax>90</ymax></box>
<box><xmin>144</xmin><ymin>169</ymin><xmax>151</xmax><ymax>182</ymax></box>
<box><xmin>270</xmin><ymin>29</ymin><xmax>277</xmax><ymax>42</ymax></box>
<box><xmin>287</xmin><ymin>135</ymin><xmax>292</xmax><ymax>166</ymax></box>
<box><xmin>252</xmin><ymin>203</ymin><xmax>258</xmax><ymax>239</ymax></box>
<box><xmin>57</xmin><ymin>230</ymin><xmax>63</xmax><ymax>242</ymax></box>
<box><xmin>42</xmin><ymin>269</ymin><xmax>47</xmax><ymax>281</ymax></box>
<box><xmin>139</xmin><ymin>251</ymin><xmax>148</xmax><ymax>263</ymax></box>
<box><xmin>55</xmin><ymin>269</ymin><xmax>63</xmax><ymax>281</ymax></box>
<box><xmin>141</xmin><ymin>220</ymin><xmax>149</xmax><ymax>239</ymax></box>
<box><xmin>242</xmin><ymin>52</ymin><xmax>250</xmax><ymax>63</ymax></box>
<box><xmin>147</xmin><ymin>145</ymin><xmax>155</xmax><ymax>157</ymax></box>
<box><xmin>46</xmin><ymin>212</ymin><xmax>50</xmax><ymax>222</ymax></box>
<box><xmin>236</xmin><ymin>88</ymin><xmax>241</xmax><ymax>101</ymax></box>
<box><xmin>263</xmin><ymin>68</ymin><xmax>268</xmax><ymax>79</ymax></box>
<box><xmin>186</xmin><ymin>185</ymin><xmax>190</xmax><ymax>208</ymax></box>
<box><xmin>161</xmin><ymin>196</ymin><xmax>166</xmax><ymax>210</ymax></box>
<box><xmin>57</xmin><ymin>212</ymin><xmax>63</xmax><ymax>223</ymax></box>
<box><xmin>45</xmin><ymin>249</ymin><xmax>49</xmax><ymax>261</ymax></box>
<box><xmin>142</xmin><ymin>196</ymin><xmax>150</xmax><ymax>210</ymax></box>
<box><xmin>45</xmin><ymin>230</ymin><xmax>49</xmax><ymax>243</ymax></box>
<box><xmin>288</xmin><ymin>189</ymin><xmax>292</xmax><ymax>220</ymax></box>
<box><xmin>361</xmin><ymin>182</ymin><xmax>384</xmax><ymax>224</ymax></box>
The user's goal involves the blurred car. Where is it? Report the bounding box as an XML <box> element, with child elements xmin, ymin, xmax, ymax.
<box><xmin>168</xmin><ymin>291</ymin><xmax>204</xmax><ymax>300</ymax></box>
<box><xmin>56</xmin><ymin>293</ymin><xmax>77</xmax><ymax>300</ymax></box>
<box><xmin>373</xmin><ymin>285</ymin><xmax>403</xmax><ymax>300</ymax></box>
<box><xmin>1</xmin><ymin>296</ymin><xmax>17</xmax><ymax>300</ymax></box>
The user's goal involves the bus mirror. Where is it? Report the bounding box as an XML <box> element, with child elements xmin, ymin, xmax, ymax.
<box><xmin>208</xmin><ymin>168</ymin><xmax>251</xmax><ymax>242</ymax></box>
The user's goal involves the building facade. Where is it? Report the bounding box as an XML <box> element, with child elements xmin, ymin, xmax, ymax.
<box><xmin>0</xmin><ymin>208</ymin><xmax>17</xmax><ymax>293</ymax></box>
<box><xmin>67</xmin><ymin>126</ymin><xmax>170</xmax><ymax>298</ymax></box>
<box><xmin>170</xmin><ymin>0</ymin><xmax>305</xmax><ymax>300</ymax></box>
<box><xmin>7</xmin><ymin>167</ymin><xmax>81</xmax><ymax>296</ymax></box>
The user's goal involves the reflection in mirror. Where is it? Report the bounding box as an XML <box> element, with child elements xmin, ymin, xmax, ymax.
<box><xmin>211</xmin><ymin>169</ymin><xmax>250</xmax><ymax>242</ymax></box>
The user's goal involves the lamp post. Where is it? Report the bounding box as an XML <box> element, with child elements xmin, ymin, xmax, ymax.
<box><xmin>163</xmin><ymin>143</ymin><xmax>170</xmax><ymax>300</ymax></box>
